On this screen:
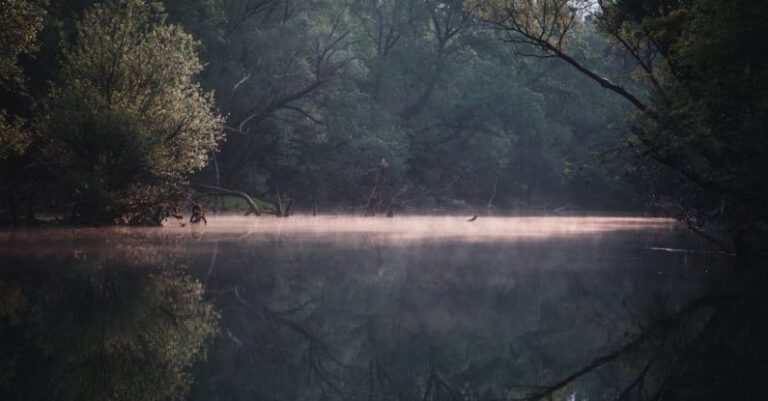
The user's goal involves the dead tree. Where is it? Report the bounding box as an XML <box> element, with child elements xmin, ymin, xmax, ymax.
<box><xmin>274</xmin><ymin>192</ymin><xmax>293</xmax><ymax>217</ymax></box>
<box><xmin>385</xmin><ymin>185</ymin><xmax>408</xmax><ymax>217</ymax></box>
<box><xmin>224</xmin><ymin>11</ymin><xmax>356</xmax><ymax>177</ymax></box>
<box><xmin>365</xmin><ymin>159</ymin><xmax>389</xmax><ymax>216</ymax></box>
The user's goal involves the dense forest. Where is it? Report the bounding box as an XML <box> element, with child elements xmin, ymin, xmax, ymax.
<box><xmin>1</xmin><ymin>0</ymin><xmax>767</xmax><ymax>248</ymax></box>
<box><xmin>2</xmin><ymin>2</ymin><xmax>768</xmax><ymax>400</ymax></box>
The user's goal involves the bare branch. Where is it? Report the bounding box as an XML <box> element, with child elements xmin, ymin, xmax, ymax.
<box><xmin>279</xmin><ymin>105</ymin><xmax>323</xmax><ymax>124</ymax></box>
<box><xmin>232</xmin><ymin>72</ymin><xmax>251</xmax><ymax>92</ymax></box>
<box><xmin>471</xmin><ymin>1</ymin><xmax>651</xmax><ymax>113</ymax></box>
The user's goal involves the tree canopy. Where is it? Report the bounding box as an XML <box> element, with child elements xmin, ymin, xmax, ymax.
<box><xmin>41</xmin><ymin>0</ymin><xmax>223</xmax><ymax>224</ymax></box>
<box><xmin>0</xmin><ymin>0</ymin><xmax>765</xmax><ymax>249</ymax></box>
<box><xmin>467</xmin><ymin>0</ymin><xmax>768</xmax><ymax>244</ymax></box>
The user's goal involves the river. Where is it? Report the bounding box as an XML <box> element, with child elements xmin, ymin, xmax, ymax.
<box><xmin>0</xmin><ymin>216</ymin><xmax>733</xmax><ymax>401</ymax></box>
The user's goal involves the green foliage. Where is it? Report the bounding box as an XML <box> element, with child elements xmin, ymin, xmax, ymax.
<box><xmin>464</xmin><ymin>0</ymin><xmax>768</xmax><ymax>236</ymax></box>
<box><xmin>0</xmin><ymin>110</ymin><xmax>30</xmax><ymax>159</ymax></box>
<box><xmin>0</xmin><ymin>0</ymin><xmax>45</xmax><ymax>161</ymax></box>
<box><xmin>167</xmin><ymin>0</ymin><xmax>635</xmax><ymax>212</ymax></box>
<box><xmin>597</xmin><ymin>0</ymin><xmax>768</xmax><ymax>231</ymax></box>
<box><xmin>0</xmin><ymin>0</ymin><xmax>697</xmax><ymax>222</ymax></box>
<box><xmin>0</xmin><ymin>0</ymin><xmax>45</xmax><ymax>89</ymax></box>
<box><xmin>41</xmin><ymin>0</ymin><xmax>223</xmax><ymax>224</ymax></box>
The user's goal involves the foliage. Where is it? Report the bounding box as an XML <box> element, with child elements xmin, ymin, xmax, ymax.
<box><xmin>0</xmin><ymin>0</ymin><xmax>45</xmax><ymax>160</ymax></box>
<box><xmin>7</xmin><ymin>0</ymin><xmax>760</xmax><ymax>223</ymax></box>
<box><xmin>0</xmin><ymin>111</ymin><xmax>30</xmax><ymax>160</ymax></box>
<box><xmin>0</xmin><ymin>0</ymin><xmax>45</xmax><ymax>89</ymax></box>
<box><xmin>468</xmin><ymin>0</ymin><xmax>768</xmax><ymax>244</ymax></box>
<box><xmin>166</xmin><ymin>0</ymin><xmax>636</xmax><ymax>213</ymax></box>
<box><xmin>40</xmin><ymin>0</ymin><xmax>223</xmax><ymax>224</ymax></box>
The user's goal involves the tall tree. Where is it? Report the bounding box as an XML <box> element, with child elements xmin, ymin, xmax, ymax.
<box><xmin>468</xmin><ymin>0</ymin><xmax>768</xmax><ymax>245</ymax></box>
<box><xmin>42</xmin><ymin>0</ymin><xmax>223</xmax><ymax>224</ymax></box>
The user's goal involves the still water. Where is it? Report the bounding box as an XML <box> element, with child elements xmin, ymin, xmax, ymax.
<box><xmin>0</xmin><ymin>216</ymin><xmax>730</xmax><ymax>401</ymax></box>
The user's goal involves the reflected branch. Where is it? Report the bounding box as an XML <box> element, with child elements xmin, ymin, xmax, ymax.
<box><xmin>615</xmin><ymin>355</ymin><xmax>656</xmax><ymax>401</ymax></box>
<box><xmin>516</xmin><ymin>295</ymin><xmax>730</xmax><ymax>401</ymax></box>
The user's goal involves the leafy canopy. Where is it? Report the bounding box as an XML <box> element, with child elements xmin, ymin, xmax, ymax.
<box><xmin>43</xmin><ymin>0</ymin><xmax>223</xmax><ymax>223</ymax></box>
<box><xmin>0</xmin><ymin>0</ymin><xmax>46</xmax><ymax>159</ymax></box>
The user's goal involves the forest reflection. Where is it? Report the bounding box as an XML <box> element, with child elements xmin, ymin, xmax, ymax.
<box><xmin>0</xmin><ymin>217</ymin><xmax>744</xmax><ymax>400</ymax></box>
<box><xmin>183</xmin><ymin>217</ymin><xmax>724</xmax><ymax>401</ymax></box>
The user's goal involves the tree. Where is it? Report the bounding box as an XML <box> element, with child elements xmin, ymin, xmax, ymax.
<box><xmin>0</xmin><ymin>0</ymin><xmax>45</xmax><ymax>159</ymax></box>
<box><xmin>159</xmin><ymin>0</ymin><xmax>640</xmax><ymax>213</ymax></box>
<box><xmin>468</xmin><ymin>0</ymin><xmax>768</xmax><ymax>247</ymax></box>
<box><xmin>41</xmin><ymin>0</ymin><xmax>223</xmax><ymax>224</ymax></box>
<box><xmin>173</xmin><ymin>0</ymin><xmax>356</xmax><ymax>195</ymax></box>
<box><xmin>0</xmin><ymin>0</ymin><xmax>46</xmax><ymax>224</ymax></box>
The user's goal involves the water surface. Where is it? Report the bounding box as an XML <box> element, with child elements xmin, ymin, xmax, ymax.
<box><xmin>0</xmin><ymin>216</ymin><xmax>730</xmax><ymax>401</ymax></box>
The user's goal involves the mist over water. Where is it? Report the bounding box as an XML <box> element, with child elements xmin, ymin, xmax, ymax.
<box><xmin>0</xmin><ymin>216</ymin><xmax>730</xmax><ymax>401</ymax></box>
<box><xmin>0</xmin><ymin>215</ymin><xmax>682</xmax><ymax>248</ymax></box>
<box><xmin>175</xmin><ymin>215</ymin><xmax>678</xmax><ymax>240</ymax></box>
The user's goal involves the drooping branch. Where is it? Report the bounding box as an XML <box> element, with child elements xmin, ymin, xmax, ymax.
<box><xmin>539</xmin><ymin>39</ymin><xmax>649</xmax><ymax>113</ymax></box>
<box><xmin>469</xmin><ymin>0</ymin><xmax>651</xmax><ymax>114</ymax></box>
<box><xmin>499</xmin><ymin>22</ymin><xmax>649</xmax><ymax>113</ymax></box>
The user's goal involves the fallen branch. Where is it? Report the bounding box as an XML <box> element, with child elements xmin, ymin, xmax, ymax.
<box><xmin>191</xmin><ymin>183</ymin><xmax>262</xmax><ymax>216</ymax></box>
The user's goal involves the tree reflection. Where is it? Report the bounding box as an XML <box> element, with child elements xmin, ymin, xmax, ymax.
<box><xmin>2</xmin><ymin>231</ymin><xmax>749</xmax><ymax>401</ymax></box>
<box><xmin>0</xmin><ymin>243</ymin><xmax>218</xmax><ymax>401</ymax></box>
<box><xmin>192</xmin><ymin>240</ymin><xmax>705</xmax><ymax>401</ymax></box>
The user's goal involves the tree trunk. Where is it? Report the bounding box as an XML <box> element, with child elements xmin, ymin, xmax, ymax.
<box><xmin>273</xmin><ymin>192</ymin><xmax>292</xmax><ymax>217</ymax></box>
<box><xmin>487</xmin><ymin>175</ymin><xmax>499</xmax><ymax>211</ymax></box>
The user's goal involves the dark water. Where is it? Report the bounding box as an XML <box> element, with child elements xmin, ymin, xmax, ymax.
<box><xmin>0</xmin><ymin>216</ymin><xmax>731</xmax><ymax>401</ymax></box>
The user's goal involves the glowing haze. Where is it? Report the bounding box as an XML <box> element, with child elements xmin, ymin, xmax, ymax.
<box><xmin>167</xmin><ymin>215</ymin><xmax>676</xmax><ymax>242</ymax></box>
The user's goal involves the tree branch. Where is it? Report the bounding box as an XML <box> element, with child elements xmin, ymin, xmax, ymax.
<box><xmin>192</xmin><ymin>183</ymin><xmax>262</xmax><ymax>216</ymax></box>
